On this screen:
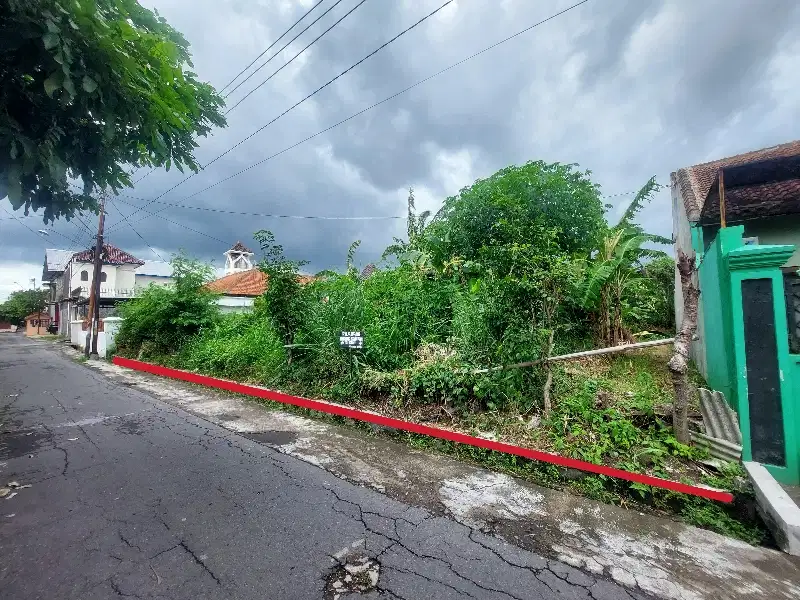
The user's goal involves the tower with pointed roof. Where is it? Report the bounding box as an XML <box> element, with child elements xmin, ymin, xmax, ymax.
<box><xmin>224</xmin><ymin>241</ymin><xmax>254</xmax><ymax>275</ymax></box>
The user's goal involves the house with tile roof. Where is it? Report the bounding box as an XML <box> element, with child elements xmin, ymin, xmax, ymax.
<box><xmin>671</xmin><ymin>140</ymin><xmax>800</xmax><ymax>485</ymax></box>
<box><xmin>43</xmin><ymin>243</ymin><xmax>149</xmax><ymax>335</ymax></box>
<box><xmin>42</xmin><ymin>248</ymin><xmax>181</xmax><ymax>335</ymax></box>
<box><xmin>206</xmin><ymin>242</ymin><xmax>314</xmax><ymax>313</ymax></box>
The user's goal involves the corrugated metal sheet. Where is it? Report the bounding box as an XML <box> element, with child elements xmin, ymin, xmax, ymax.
<box><xmin>698</xmin><ymin>388</ymin><xmax>742</xmax><ymax>444</ymax></box>
<box><xmin>693</xmin><ymin>388</ymin><xmax>743</xmax><ymax>462</ymax></box>
<box><xmin>691</xmin><ymin>431</ymin><xmax>742</xmax><ymax>462</ymax></box>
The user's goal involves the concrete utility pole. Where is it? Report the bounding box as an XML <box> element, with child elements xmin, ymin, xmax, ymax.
<box><xmin>85</xmin><ymin>195</ymin><xmax>106</xmax><ymax>358</ymax></box>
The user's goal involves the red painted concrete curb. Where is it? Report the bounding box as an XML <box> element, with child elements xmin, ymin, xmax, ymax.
<box><xmin>113</xmin><ymin>356</ymin><xmax>734</xmax><ymax>503</ymax></box>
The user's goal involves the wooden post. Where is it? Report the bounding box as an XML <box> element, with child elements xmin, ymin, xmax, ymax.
<box><xmin>86</xmin><ymin>195</ymin><xmax>106</xmax><ymax>358</ymax></box>
<box><xmin>718</xmin><ymin>168</ymin><xmax>727</xmax><ymax>229</ymax></box>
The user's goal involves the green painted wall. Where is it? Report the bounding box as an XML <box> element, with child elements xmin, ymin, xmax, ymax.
<box><xmin>697</xmin><ymin>227</ymin><xmax>741</xmax><ymax>407</ymax></box>
<box><xmin>698</xmin><ymin>226</ymin><xmax>800</xmax><ymax>483</ymax></box>
<box><xmin>744</xmin><ymin>214</ymin><xmax>800</xmax><ymax>268</ymax></box>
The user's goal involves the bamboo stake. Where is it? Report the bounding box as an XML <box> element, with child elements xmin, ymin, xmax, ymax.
<box><xmin>472</xmin><ymin>337</ymin><xmax>676</xmax><ymax>374</ymax></box>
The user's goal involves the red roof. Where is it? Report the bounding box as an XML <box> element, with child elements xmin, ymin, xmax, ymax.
<box><xmin>206</xmin><ymin>270</ymin><xmax>268</xmax><ymax>297</ymax></box>
<box><xmin>72</xmin><ymin>244</ymin><xmax>144</xmax><ymax>266</ymax></box>
<box><xmin>228</xmin><ymin>241</ymin><xmax>253</xmax><ymax>253</ymax></box>
<box><xmin>24</xmin><ymin>312</ymin><xmax>50</xmax><ymax>321</ymax></box>
<box><xmin>673</xmin><ymin>140</ymin><xmax>800</xmax><ymax>222</ymax></box>
<box><xmin>205</xmin><ymin>270</ymin><xmax>315</xmax><ymax>297</ymax></box>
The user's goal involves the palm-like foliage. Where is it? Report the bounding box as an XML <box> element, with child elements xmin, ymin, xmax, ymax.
<box><xmin>382</xmin><ymin>188</ymin><xmax>434</xmax><ymax>270</ymax></box>
<box><xmin>579</xmin><ymin>176</ymin><xmax>670</xmax><ymax>345</ymax></box>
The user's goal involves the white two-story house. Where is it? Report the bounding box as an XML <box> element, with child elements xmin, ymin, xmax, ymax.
<box><xmin>43</xmin><ymin>245</ymin><xmax>177</xmax><ymax>336</ymax></box>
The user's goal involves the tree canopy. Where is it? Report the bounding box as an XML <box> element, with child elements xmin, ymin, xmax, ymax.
<box><xmin>0</xmin><ymin>288</ymin><xmax>49</xmax><ymax>323</ymax></box>
<box><xmin>423</xmin><ymin>161</ymin><xmax>607</xmax><ymax>272</ymax></box>
<box><xmin>0</xmin><ymin>0</ymin><xmax>226</xmax><ymax>221</ymax></box>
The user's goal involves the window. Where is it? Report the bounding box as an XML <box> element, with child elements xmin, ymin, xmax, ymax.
<box><xmin>743</xmin><ymin>236</ymin><xmax>759</xmax><ymax>246</ymax></box>
<box><xmin>100</xmin><ymin>272</ymin><xmax>107</xmax><ymax>283</ymax></box>
<box><xmin>80</xmin><ymin>270</ymin><xmax>88</xmax><ymax>281</ymax></box>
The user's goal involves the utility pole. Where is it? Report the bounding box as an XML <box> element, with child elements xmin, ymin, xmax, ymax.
<box><xmin>85</xmin><ymin>195</ymin><xmax>106</xmax><ymax>358</ymax></box>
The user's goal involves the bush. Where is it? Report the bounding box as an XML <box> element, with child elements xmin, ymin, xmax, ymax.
<box><xmin>179</xmin><ymin>313</ymin><xmax>286</xmax><ymax>382</ymax></box>
<box><xmin>115</xmin><ymin>254</ymin><xmax>219</xmax><ymax>359</ymax></box>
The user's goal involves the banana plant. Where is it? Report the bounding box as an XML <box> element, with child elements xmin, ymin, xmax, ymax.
<box><xmin>579</xmin><ymin>176</ymin><xmax>670</xmax><ymax>345</ymax></box>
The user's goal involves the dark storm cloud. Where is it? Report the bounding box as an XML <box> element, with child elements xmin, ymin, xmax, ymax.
<box><xmin>3</xmin><ymin>0</ymin><xmax>800</xmax><ymax>283</ymax></box>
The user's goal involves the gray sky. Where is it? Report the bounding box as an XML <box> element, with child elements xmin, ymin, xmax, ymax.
<box><xmin>2</xmin><ymin>0</ymin><xmax>799</xmax><ymax>299</ymax></box>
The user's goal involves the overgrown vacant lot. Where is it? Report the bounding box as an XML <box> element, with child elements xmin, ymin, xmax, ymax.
<box><xmin>113</xmin><ymin>162</ymin><xmax>766</xmax><ymax>544</ymax></box>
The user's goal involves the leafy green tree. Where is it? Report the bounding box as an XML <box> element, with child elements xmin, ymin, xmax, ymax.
<box><xmin>423</xmin><ymin>161</ymin><xmax>606</xmax><ymax>270</ymax></box>
<box><xmin>254</xmin><ymin>230</ymin><xmax>310</xmax><ymax>345</ymax></box>
<box><xmin>1</xmin><ymin>0</ymin><xmax>226</xmax><ymax>221</ymax></box>
<box><xmin>0</xmin><ymin>288</ymin><xmax>49</xmax><ymax>323</ymax></box>
<box><xmin>115</xmin><ymin>253</ymin><xmax>219</xmax><ymax>358</ymax></box>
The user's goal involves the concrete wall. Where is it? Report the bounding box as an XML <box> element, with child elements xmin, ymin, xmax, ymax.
<box><xmin>671</xmin><ymin>179</ymin><xmax>707</xmax><ymax>377</ymax></box>
<box><xmin>70</xmin><ymin>317</ymin><xmax>122</xmax><ymax>358</ymax></box>
<box><xmin>697</xmin><ymin>228</ymin><xmax>740</xmax><ymax>405</ymax></box>
<box><xmin>68</xmin><ymin>263</ymin><xmax>137</xmax><ymax>296</ymax></box>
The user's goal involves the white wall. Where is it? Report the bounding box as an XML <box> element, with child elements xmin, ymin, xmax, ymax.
<box><xmin>671</xmin><ymin>177</ymin><xmax>707</xmax><ymax>379</ymax></box>
<box><xmin>70</xmin><ymin>317</ymin><xmax>122</xmax><ymax>358</ymax></box>
<box><xmin>68</xmin><ymin>262</ymin><xmax>137</xmax><ymax>296</ymax></box>
<box><xmin>135</xmin><ymin>275</ymin><xmax>174</xmax><ymax>289</ymax></box>
<box><xmin>217</xmin><ymin>296</ymin><xmax>255</xmax><ymax>314</ymax></box>
<box><xmin>116</xmin><ymin>265</ymin><xmax>136</xmax><ymax>291</ymax></box>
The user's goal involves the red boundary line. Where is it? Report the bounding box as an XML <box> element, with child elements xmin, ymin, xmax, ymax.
<box><xmin>113</xmin><ymin>356</ymin><xmax>734</xmax><ymax>503</ymax></box>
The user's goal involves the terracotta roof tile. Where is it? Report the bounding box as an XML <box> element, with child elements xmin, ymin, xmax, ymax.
<box><xmin>73</xmin><ymin>244</ymin><xmax>144</xmax><ymax>266</ymax></box>
<box><xmin>229</xmin><ymin>241</ymin><xmax>253</xmax><ymax>253</ymax></box>
<box><xmin>206</xmin><ymin>270</ymin><xmax>267</xmax><ymax>297</ymax></box>
<box><xmin>673</xmin><ymin>140</ymin><xmax>800</xmax><ymax>222</ymax></box>
<box><xmin>205</xmin><ymin>270</ymin><xmax>316</xmax><ymax>297</ymax></box>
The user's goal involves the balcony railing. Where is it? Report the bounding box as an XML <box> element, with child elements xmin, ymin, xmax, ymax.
<box><xmin>70</xmin><ymin>287</ymin><xmax>139</xmax><ymax>300</ymax></box>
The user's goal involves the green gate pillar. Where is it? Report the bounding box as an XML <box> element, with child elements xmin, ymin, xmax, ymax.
<box><xmin>726</xmin><ymin>242</ymin><xmax>800</xmax><ymax>484</ymax></box>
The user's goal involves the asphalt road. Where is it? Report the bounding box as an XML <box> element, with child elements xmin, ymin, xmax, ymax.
<box><xmin>0</xmin><ymin>334</ymin><xmax>648</xmax><ymax>600</ymax></box>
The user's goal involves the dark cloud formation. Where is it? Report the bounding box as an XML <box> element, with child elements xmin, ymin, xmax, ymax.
<box><xmin>3</xmin><ymin>0</ymin><xmax>800</xmax><ymax>286</ymax></box>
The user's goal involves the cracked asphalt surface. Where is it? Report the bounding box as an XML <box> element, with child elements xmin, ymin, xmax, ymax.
<box><xmin>0</xmin><ymin>335</ymin><xmax>652</xmax><ymax>599</ymax></box>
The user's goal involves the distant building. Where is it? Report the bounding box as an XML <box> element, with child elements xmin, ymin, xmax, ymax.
<box><xmin>205</xmin><ymin>242</ymin><xmax>314</xmax><ymax>313</ymax></box>
<box><xmin>43</xmin><ymin>244</ymin><xmax>146</xmax><ymax>335</ymax></box>
<box><xmin>24</xmin><ymin>312</ymin><xmax>51</xmax><ymax>336</ymax></box>
<box><xmin>205</xmin><ymin>242</ymin><xmax>264</xmax><ymax>313</ymax></box>
<box><xmin>135</xmin><ymin>260</ymin><xmax>175</xmax><ymax>290</ymax></box>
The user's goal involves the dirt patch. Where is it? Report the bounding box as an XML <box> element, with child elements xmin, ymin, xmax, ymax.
<box><xmin>215</xmin><ymin>412</ymin><xmax>241</xmax><ymax>422</ymax></box>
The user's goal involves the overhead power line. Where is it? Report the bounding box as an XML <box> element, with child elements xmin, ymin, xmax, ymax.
<box><xmin>106</xmin><ymin>191</ymin><xmax>402</xmax><ymax>220</ymax></box>
<box><xmin>135</xmin><ymin>0</ymin><xmax>591</xmax><ymax>211</ymax></box>
<box><xmin>106</xmin><ymin>199</ymin><xmax>166</xmax><ymax>262</ymax></box>
<box><xmin>108</xmin><ymin>0</ymin><xmax>455</xmax><ymax>233</ymax></box>
<box><xmin>111</xmin><ymin>196</ymin><xmax>232</xmax><ymax>247</ymax></box>
<box><xmin>130</xmin><ymin>0</ymin><xmax>339</xmax><ymax>189</ymax></box>
<box><xmin>220</xmin><ymin>0</ymin><xmax>328</xmax><ymax>96</ymax></box>
<box><xmin>223</xmin><ymin>0</ymin><xmax>350</xmax><ymax>103</ymax></box>
<box><xmin>1</xmin><ymin>206</ymin><xmax>89</xmax><ymax>250</ymax></box>
<box><xmin>224</xmin><ymin>0</ymin><xmax>369</xmax><ymax>112</ymax></box>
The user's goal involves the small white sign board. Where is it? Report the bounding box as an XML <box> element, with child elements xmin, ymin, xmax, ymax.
<box><xmin>339</xmin><ymin>331</ymin><xmax>364</xmax><ymax>349</ymax></box>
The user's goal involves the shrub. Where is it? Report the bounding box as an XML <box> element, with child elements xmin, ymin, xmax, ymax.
<box><xmin>115</xmin><ymin>253</ymin><xmax>219</xmax><ymax>359</ymax></box>
<box><xmin>179</xmin><ymin>313</ymin><xmax>286</xmax><ymax>382</ymax></box>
